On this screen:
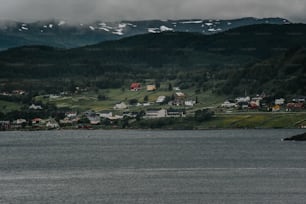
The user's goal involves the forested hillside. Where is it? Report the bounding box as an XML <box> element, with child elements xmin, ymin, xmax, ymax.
<box><xmin>0</xmin><ymin>23</ymin><xmax>305</xmax><ymax>96</ymax></box>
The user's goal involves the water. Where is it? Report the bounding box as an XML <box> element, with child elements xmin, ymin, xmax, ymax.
<box><xmin>0</xmin><ymin>129</ymin><xmax>306</xmax><ymax>203</ymax></box>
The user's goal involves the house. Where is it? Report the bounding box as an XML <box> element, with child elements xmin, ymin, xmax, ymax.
<box><xmin>113</xmin><ymin>102</ymin><xmax>128</xmax><ymax>110</ymax></box>
<box><xmin>108</xmin><ymin>115</ymin><xmax>124</xmax><ymax>120</ymax></box>
<box><xmin>249</xmin><ymin>101</ymin><xmax>259</xmax><ymax>109</ymax></box>
<box><xmin>99</xmin><ymin>112</ymin><xmax>113</xmax><ymax>119</ymax></box>
<box><xmin>0</xmin><ymin>121</ymin><xmax>10</xmax><ymax>130</ymax></box>
<box><xmin>235</xmin><ymin>96</ymin><xmax>250</xmax><ymax>103</ymax></box>
<box><xmin>221</xmin><ymin>100</ymin><xmax>237</xmax><ymax>108</ymax></box>
<box><xmin>146</xmin><ymin>85</ymin><xmax>157</xmax><ymax>91</ymax></box>
<box><xmin>66</xmin><ymin>112</ymin><xmax>78</xmax><ymax>119</ymax></box>
<box><xmin>185</xmin><ymin>100</ymin><xmax>196</xmax><ymax>107</ymax></box>
<box><xmin>84</xmin><ymin>111</ymin><xmax>101</xmax><ymax>125</ymax></box>
<box><xmin>145</xmin><ymin>109</ymin><xmax>167</xmax><ymax>118</ymax></box>
<box><xmin>167</xmin><ymin>109</ymin><xmax>186</xmax><ymax>117</ymax></box>
<box><xmin>16</xmin><ymin>119</ymin><xmax>27</xmax><ymax>125</ymax></box>
<box><xmin>292</xmin><ymin>97</ymin><xmax>306</xmax><ymax>103</ymax></box>
<box><xmin>46</xmin><ymin>120</ymin><xmax>60</xmax><ymax>129</ymax></box>
<box><xmin>156</xmin><ymin>96</ymin><xmax>166</xmax><ymax>104</ymax></box>
<box><xmin>286</xmin><ymin>102</ymin><xmax>304</xmax><ymax>111</ymax></box>
<box><xmin>251</xmin><ymin>96</ymin><xmax>263</xmax><ymax>106</ymax></box>
<box><xmin>29</xmin><ymin>104</ymin><xmax>43</xmax><ymax>110</ymax></box>
<box><xmin>173</xmin><ymin>92</ymin><xmax>186</xmax><ymax>106</ymax></box>
<box><xmin>32</xmin><ymin>118</ymin><xmax>45</xmax><ymax>126</ymax></box>
<box><xmin>123</xmin><ymin>111</ymin><xmax>138</xmax><ymax>118</ymax></box>
<box><xmin>130</xmin><ymin>83</ymin><xmax>141</xmax><ymax>91</ymax></box>
<box><xmin>237</xmin><ymin>101</ymin><xmax>249</xmax><ymax>109</ymax></box>
<box><xmin>272</xmin><ymin>105</ymin><xmax>281</xmax><ymax>112</ymax></box>
<box><xmin>88</xmin><ymin>115</ymin><xmax>101</xmax><ymax>125</ymax></box>
<box><xmin>12</xmin><ymin>90</ymin><xmax>26</xmax><ymax>95</ymax></box>
<box><xmin>143</xmin><ymin>102</ymin><xmax>152</xmax><ymax>107</ymax></box>
<box><xmin>60</xmin><ymin>117</ymin><xmax>79</xmax><ymax>125</ymax></box>
<box><xmin>275</xmin><ymin>98</ymin><xmax>285</xmax><ymax>105</ymax></box>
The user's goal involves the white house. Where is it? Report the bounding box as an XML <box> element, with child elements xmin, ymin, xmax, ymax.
<box><xmin>143</xmin><ymin>102</ymin><xmax>152</xmax><ymax>107</ymax></box>
<box><xmin>166</xmin><ymin>109</ymin><xmax>185</xmax><ymax>117</ymax></box>
<box><xmin>185</xmin><ymin>100</ymin><xmax>196</xmax><ymax>107</ymax></box>
<box><xmin>145</xmin><ymin>109</ymin><xmax>167</xmax><ymax>118</ymax></box>
<box><xmin>99</xmin><ymin>112</ymin><xmax>113</xmax><ymax>119</ymax></box>
<box><xmin>29</xmin><ymin>104</ymin><xmax>43</xmax><ymax>110</ymax></box>
<box><xmin>46</xmin><ymin>120</ymin><xmax>60</xmax><ymax>129</ymax></box>
<box><xmin>16</xmin><ymin>119</ymin><xmax>27</xmax><ymax>125</ymax></box>
<box><xmin>88</xmin><ymin>115</ymin><xmax>101</xmax><ymax>125</ymax></box>
<box><xmin>221</xmin><ymin>100</ymin><xmax>237</xmax><ymax>108</ymax></box>
<box><xmin>235</xmin><ymin>96</ymin><xmax>250</xmax><ymax>103</ymax></box>
<box><xmin>275</xmin><ymin>98</ymin><xmax>285</xmax><ymax>105</ymax></box>
<box><xmin>156</xmin><ymin>96</ymin><xmax>166</xmax><ymax>103</ymax></box>
<box><xmin>113</xmin><ymin>102</ymin><xmax>128</xmax><ymax>110</ymax></box>
<box><xmin>66</xmin><ymin>112</ymin><xmax>78</xmax><ymax>119</ymax></box>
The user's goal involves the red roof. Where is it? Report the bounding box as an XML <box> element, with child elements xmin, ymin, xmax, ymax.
<box><xmin>130</xmin><ymin>83</ymin><xmax>141</xmax><ymax>90</ymax></box>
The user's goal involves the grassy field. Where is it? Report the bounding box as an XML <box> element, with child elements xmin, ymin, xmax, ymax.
<box><xmin>32</xmin><ymin>84</ymin><xmax>306</xmax><ymax>130</ymax></box>
<box><xmin>0</xmin><ymin>100</ymin><xmax>22</xmax><ymax>114</ymax></box>
<box><xmin>196</xmin><ymin>112</ymin><xmax>306</xmax><ymax>129</ymax></box>
<box><xmin>37</xmin><ymin>83</ymin><xmax>225</xmax><ymax>112</ymax></box>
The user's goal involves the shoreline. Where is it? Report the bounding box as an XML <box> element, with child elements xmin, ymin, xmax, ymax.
<box><xmin>2</xmin><ymin>112</ymin><xmax>306</xmax><ymax>131</ymax></box>
<box><xmin>2</xmin><ymin>126</ymin><xmax>306</xmax><ymax>132</ymax></box>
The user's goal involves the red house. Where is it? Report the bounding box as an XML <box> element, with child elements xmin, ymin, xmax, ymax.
<box><xmin>130</xmin><ymin>83</ymin><xmax>141</xmax><ymax>91</ymax></box>
<box><xmin>286</xmin><ymin>102</ymin><xmax>304</xmax><ymax>111</ymax></box>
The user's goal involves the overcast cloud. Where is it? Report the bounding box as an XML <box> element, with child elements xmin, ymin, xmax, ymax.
<box><xmin>0</xmin><ymin>0</ymin><xmax>305</xmax><ymax>23</ymax></box>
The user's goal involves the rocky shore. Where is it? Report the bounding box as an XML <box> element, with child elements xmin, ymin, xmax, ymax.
<box><xmin>283</xmin><ymin>133</ymin><xmax>306</xmax><ymax>141</ymax></box>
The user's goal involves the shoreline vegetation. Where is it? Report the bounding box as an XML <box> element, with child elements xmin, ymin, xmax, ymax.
<box><xmin>2</xmin><ymin>112</ymin><xmax>306</xmax><ymax>131</ymax></box>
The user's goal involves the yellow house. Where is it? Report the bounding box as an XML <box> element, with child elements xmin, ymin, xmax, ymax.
<box><xmin>272</xmin><ymin>104</ymin><xmax>281</xmax><ymax>112</ymax></box>
<box><xmin>146</xmin><ymin>85</ymin><xmax>156</xmax><ymax>91</ymax></box>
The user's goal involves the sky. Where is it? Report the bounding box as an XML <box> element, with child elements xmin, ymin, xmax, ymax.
<box><xmin>0</xmin><ymin>0</ymin><xmax>305</xmax><ymax>23</ymax></box>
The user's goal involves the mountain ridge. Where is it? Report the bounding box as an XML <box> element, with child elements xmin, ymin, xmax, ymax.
<box><xmin>0</xmin><ymin>17</ymin><xmax>290</xmax><ymax>50</ymax></box>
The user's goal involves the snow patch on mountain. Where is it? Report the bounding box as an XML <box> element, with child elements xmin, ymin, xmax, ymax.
<box><xmin>99</xmin><ymin>27</ymin><xmax>110</xmax><ymax>32</ymax></box>
<box><xmin>127</xmin><ymin>23</ymin><xmax>137</xmax><ymax>27</ymax></box>
<box><xmin>148</xmin><ymin>28</ymin><xmax>160</xmax><ymax>33</ymax></box>
<box><xmin>148</xmin><ymin>26</ymin><xmax>173</xmax><ymax>33</ymax></box>
<box><xmin>181</xmin><ymin>20</ymin><xmax>203</xmax><ymax>24</ymax></box>
<box><xmin>58</xmin><ymin>21</ymin><xmax>66</xmax><ymax>26</ymax></box>
<box><xmin>118</xmin><ymin>23</ymin><xmax>127</xmax><ymax>29</ymax></box>
<box><xmin>112</xmin><ymin>30</ymin><xmax>124</xmax><ymax>35</ymax></box>
<box><xmin>160</xmin><ymin>25</ymin><xmax>173</xmax><ymax>32</ymax></box>
<box><xmin>0</xmin><ymin>18</ymin><xmax>291</xmax><ymax>49</ymax></box>
<box><xmin>208</xmin><ymin>28</ymin><xmax>217</xmax><ymax>32</ymax></box>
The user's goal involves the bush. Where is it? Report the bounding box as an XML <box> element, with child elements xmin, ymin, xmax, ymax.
<box><xmin>194</xmin><ymin>109</ymin><xmax>214</xmax><ymax>122</ymax></box>
<box><xmin>129</xmin><ymin>98</ymin><xmax>138</xmax><ymax>105</ymax></box>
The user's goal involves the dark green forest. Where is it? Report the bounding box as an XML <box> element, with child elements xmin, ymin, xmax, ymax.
<box><xmin>0</xmin><ymin>23</ymin><xmax>306</xmax><ymax>96</ymax></box>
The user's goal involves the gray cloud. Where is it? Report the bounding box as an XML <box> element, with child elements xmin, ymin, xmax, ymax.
<box><xmin>0</xmin><ymin>0</ymin><xmax>305</xmax><ymax>23</ymax></box>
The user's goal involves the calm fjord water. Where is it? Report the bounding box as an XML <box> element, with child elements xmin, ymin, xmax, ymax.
<box><xmin>0</xmin><ymin>129</ymin><xmax>306</xmax><ymax>203</ymax></box>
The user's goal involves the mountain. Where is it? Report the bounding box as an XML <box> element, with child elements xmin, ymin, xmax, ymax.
<box><xmin>221</xmin><ymin>47</ymin><xmax>306</xmax><ymax>96</ymax></box>
<box><xmin>0</xmin><ymin>23</ymin><xmax>305</xmax><ymax>96</ymax></box>
<box><xmin>0</xmin><ymin>17</ymin><xmax>290</xmax><ymax>50</ymax></box>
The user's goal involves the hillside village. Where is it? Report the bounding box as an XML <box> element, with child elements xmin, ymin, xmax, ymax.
<box><xmin>0</xmin><ymin>81</ymin><xmax>306</xmax><ymax>130</ymax></box>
